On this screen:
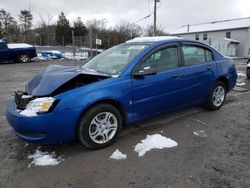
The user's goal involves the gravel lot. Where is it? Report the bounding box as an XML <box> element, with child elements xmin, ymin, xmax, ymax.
<box><xmin>0</xmin><ymin>59</ymin><xmax>249</xmax><ymax>188</ymax></box>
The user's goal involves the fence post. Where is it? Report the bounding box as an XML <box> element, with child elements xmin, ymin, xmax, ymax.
<box><xmin>89</xmin><ymin>28</ymin><xmax>93</xmax><ymax>58</ymax></box>
<box><xmin>72</xmin><ymin>30</ymin><xmax>75</xmax><ymax>59</ymax></box>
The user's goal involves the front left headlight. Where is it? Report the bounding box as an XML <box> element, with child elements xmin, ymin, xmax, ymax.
<box><xmin>26</xmin><ymin>97</ymin><xmax>56</xmax><ymax>113</ymax></box>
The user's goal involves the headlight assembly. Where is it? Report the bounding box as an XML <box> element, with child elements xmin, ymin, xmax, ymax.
<box><xmin>20</xmin><ymin>97</ymin><xmax>57</xmax><ymax>116</ymax></box>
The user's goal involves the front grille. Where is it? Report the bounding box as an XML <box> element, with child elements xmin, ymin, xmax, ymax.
<box><xmin>15</xmin><ymin>91</ymin><xmax>35</xmax><ymax>110</ymax></box>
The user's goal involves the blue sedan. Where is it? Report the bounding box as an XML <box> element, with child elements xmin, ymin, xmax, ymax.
<box><xmin>6</xmin><ymin>37</ymin><xmax>237</xmax><ymax>149</ymax></box>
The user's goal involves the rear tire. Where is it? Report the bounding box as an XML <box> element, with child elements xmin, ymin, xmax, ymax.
<box><xmin>205</xmin><ymin>81</ymin><xmax>226</xmax><ymax>111</ymax></box>
<box><xmin>18</xmin><ymin>54</ymin><xmax>30</xmax><ymax>63</ymax></box>
<box><xmin>77</xmin><ymin>104</ymin><xmax>122</xmax><ymax>149</ymax></box>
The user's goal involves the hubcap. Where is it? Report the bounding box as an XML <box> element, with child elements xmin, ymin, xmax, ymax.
<box><xmin>20</xmin><ymin>55</ymin><xmax>29</xmax><ymax>62</ymax></box>
<box><xmin>89</xmin><ymin>112</ymin><xmax>118</xmax><ymax>144</ymax></box>
<box><xmin>212</xmin><ymin>86</ymin><xmax>225</xmax><ymax>107</ymax></box>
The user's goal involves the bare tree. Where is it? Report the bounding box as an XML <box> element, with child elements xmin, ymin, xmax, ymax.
<box><xmin>114</xmin><ymin>21</ymin><xmax>143</xmax><ymax>44</ymax></box>
<box><xmin>38</xmin><ymin>14</ymin><xmax>54</xmax><ymax>45</ymax></box>
<box><xmin>145</xmin><ymin>25</ymin><xmax>168</xmax><ymax>36</ymax></box>
<box><xmin>86</xmin><ymin>19</ymin><xmax>107</xmax><ymax>33</ymax></box>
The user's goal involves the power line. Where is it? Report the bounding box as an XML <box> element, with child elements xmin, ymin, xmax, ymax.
<box><xmin>134</xmin><ymin>13</ymin><xmax>153</xmax><ymax>24</ymax></box>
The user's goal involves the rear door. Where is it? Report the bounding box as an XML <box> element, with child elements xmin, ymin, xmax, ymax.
<box><xmin>181</xmin><ymin>43</ymin><xmax>215</xmax><ymax>106</ymax></box>
<box><xmin>132</xmin><ymin>43</ymin><xmax>183</xmax><ymax>120</ymax></box>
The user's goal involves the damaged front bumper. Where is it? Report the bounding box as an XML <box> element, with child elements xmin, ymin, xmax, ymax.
<box><xmin>6</xmin><ymin>99</ymin><xmax>82</xmax><ymax>144</ymax></box>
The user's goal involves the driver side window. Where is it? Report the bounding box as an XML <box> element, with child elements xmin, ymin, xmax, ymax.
<box><xmin>135</xmin><ymin>46</ymin><xmax>179</xmax><ymax>75</ymax></box>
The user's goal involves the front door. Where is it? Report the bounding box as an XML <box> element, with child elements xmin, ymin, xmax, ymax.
<box><xmin>132</xmin><ymin>44</ymin><xmax>183</xmax><ymax>120</ymax></box>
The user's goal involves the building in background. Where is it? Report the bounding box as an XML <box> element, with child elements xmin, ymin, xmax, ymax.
<box><xmin>171</xmin><ymin>17</ymin><xmax>250</xmax><ymax>57</ymax></box>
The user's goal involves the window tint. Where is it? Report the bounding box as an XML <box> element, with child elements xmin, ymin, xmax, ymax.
<box><xmin>182</xmin><ymin>45</ymin><xmax>205</xmax><ymax>66</ymax></box>
<box><xmin>136</xmin><ymin>46</ymin><xmax>179</xmax><ymax>73</ymax></box>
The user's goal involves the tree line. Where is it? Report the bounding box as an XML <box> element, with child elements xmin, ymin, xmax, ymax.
<box><xmin>0</xmin><ymin>9</ymin><xmax>168</xmax><ymax>49</ymax></box>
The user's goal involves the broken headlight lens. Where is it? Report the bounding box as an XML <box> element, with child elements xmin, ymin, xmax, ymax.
<box><xmin>25</xmin><ymin>97</ymin><xmax>56</xmax><ymax>113</ymax></box>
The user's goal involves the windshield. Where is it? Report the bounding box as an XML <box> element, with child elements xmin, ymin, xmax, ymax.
<box><xmin>82</xmin><ymin>44</ymin><xmax>148</xmax><ymax>75</ymax></box>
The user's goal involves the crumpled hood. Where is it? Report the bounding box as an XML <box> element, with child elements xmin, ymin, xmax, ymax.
<box><xmin>26</xmin><ymin>65</ymin><xmax>109</xmax><ymax>96</ymax></box>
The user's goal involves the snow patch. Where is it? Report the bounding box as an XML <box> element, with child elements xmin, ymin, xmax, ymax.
<box><xmin>64</xmin><ymin>52</ymin><xmax>88</xmax><ymax>60</ymax></box>
<box><xmin>237</xmin><ymin>72</ymin><xmax>246</xmax><ymax>77</ymax></box>
<box><xmin>21</xmin><ymin>95</ymin><xmax>32</xmax><ymax>99</ymax></box>
<box><xmin>236</xmin><ymin>82</ymin><xmax>246</xmax><ymax>86</ymax></box>
<box><xmin>193</xmin><ymin>130</ymin><xmax>208</xmax><ymax>138</ymax></box>
<box><xmin>110</xmin><ymin>149</ymin><xmax>127</xmax><ymax>160</ymax></box>
<box><xmin>134</xmin><ymin>134</ymin><xmax>178</xmax><ymax>157</ymax></box>
<box><xmin>7</xmin><ymin>43</ymin><xmax>33</xmax><ymax>49</ymax></box>
<box><xmin>37</xmin><ymin>51</ymin><xmax>88</xmax><ymax>60</ymax></box>
<box><xmin>28</xmin><ymin>148</ymin><xmax>64</xmax><ymax>167</ymax></box>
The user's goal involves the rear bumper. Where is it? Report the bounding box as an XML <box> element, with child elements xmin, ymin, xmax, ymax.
<box><xmin>6</xmin><ymin>99</ymin><xmax>82</xmax><ymax>144</ymax></box>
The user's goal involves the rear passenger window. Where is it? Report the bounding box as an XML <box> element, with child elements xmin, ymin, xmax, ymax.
<box><xmin>182</xmin><ymin>45</ymin><xmax>213</xmax><ymax>66</ymax></box>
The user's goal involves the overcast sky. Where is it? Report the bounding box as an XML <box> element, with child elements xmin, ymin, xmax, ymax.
<box><xmin>1</xmin><ymin>0</ymin><xmax>250</xmax><ymax>33</ymax></box>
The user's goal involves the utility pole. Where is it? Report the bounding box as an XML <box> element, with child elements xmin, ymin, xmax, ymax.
<box><xmin>153</xmin><ymin>0</ymin><xmax>160</xmax><ymax>36</ymax></box>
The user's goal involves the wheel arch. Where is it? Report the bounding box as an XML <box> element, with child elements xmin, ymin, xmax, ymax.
<box><xmin>75</xmin><ymin>98</ymin><xmax>127</xmax><ymax>138</ymax></box>
<box><xmin>216</xmin><ymin>76</ymin><xmax>229</xmax><ymax>92</ymax></box>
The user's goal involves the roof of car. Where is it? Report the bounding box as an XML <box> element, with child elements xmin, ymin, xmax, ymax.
<box><xmin>125</xmin><ymin>36</ymin><xmax>182</xmax><ymax>43</ymax></box>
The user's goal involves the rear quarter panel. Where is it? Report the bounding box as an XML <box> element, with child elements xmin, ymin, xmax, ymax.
<box><xmin>213</xmin><ymin>56</ymin><xmax>237</xmax><ymax>92</ymax></box>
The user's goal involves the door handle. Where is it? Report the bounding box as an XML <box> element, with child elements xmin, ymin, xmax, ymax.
<box><xmin>172</xmin><ymin>73</ymin><xmax>179</xmax><ymax>79</ymax></box>
<box><xmin>207</xmin><ymin>67</ymin><xmax>212</xmax><ymax>71</ymax></box>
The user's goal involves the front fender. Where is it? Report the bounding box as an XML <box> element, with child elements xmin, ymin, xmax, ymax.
<box><xmin>53</xmin><ymin>76</ymin><xmax>134</xmax><ymax>122</ymax></box>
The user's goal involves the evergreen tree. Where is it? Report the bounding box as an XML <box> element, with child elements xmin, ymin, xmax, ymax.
<box><xmin>73</xmin><ymin>17</ymin><xmax>87</xmax><ymax>36</ymax></box>
<box><xmin>0</xmin><ymin>9</ymin><xmax>20</xmax><ymax>41</ymax></box>
<box><xmin>19</xmin><ymin>10</ymin><xmax>33</xmax><ymax>32</ymax></box>
<box><xmin>55</xmin><ymin>12</ymin><xmax>71</xmax><ymax>45</ymax></box>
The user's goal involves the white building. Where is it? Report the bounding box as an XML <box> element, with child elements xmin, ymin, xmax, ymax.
<box><xmin>171</xmin><ymin>17</ymin><xmax>250</xmax><ymax>57</ymax></box>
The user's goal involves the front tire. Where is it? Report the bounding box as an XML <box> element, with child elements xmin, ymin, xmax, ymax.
<box><xmin>205</xmin><ymin>81</ymin><xmax>226</xmax><ymax>111</ymax></box>
<box><xmin>77</xmin><ymin>104</ymin><xmax>122</xmax><ymax>149</ymax></box>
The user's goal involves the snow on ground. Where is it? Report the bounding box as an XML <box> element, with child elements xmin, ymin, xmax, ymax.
<box><xmin>236</xmin><ymin>82</ymin><xmax>246</xmax><ymax>86</ymax></box>
<box><xmin>64</xmin><ymin>52</ymin><xmax>88</xmax><ymax>60</ymax></box>
<box><xmin>134</xmin><ymin>134</ymin><xmax>178</xmax><ymax>157</ymax></box>
<box><xmin>37</xmin><ymin>53</ymin><xmax>48</xmax><ymax>60</ymax></box>
<box><xmin>237</xmin><ymin>72</ymin><xmax>246</xmax><ymax>77</ymax></box>
<box><xmin>110</xmin><ymin>149</ymin><xmax>127</xmax><ymax>160</ymax></box>
<box><xmin>37</xmin><ymin>51</ymin><xmax>88</xmax><ymax>61</ymax></box>
<box><xmin>193</xmin><ymin>130</ymin><xmax>208</xmax><ymax>138</ymax></box>
<box><xmin>28</xmin><ymin>148</ymin><xmax>64</xmax><ymax>167</ymax></box>
<box><xmin>7</xmin><ymin>43</ymin><xmax>33</xmax><ymax>49</ymax></box>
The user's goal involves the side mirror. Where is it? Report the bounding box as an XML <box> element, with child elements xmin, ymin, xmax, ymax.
<box><xmin>133</xmin><ymin>66</ymin><xmax>157</xmax><ymax>78</ymax></box>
